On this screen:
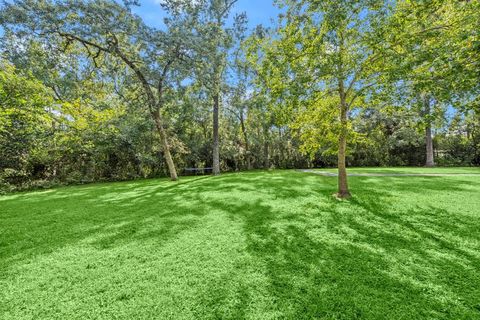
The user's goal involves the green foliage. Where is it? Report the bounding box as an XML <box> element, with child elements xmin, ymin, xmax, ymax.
<box><xmin>250</xmin><ymin>0</ymin><xmax>393</xmax><ymax>159</ymax></box>
<box><xmin>0</xmin><ymin>62</ymin><xmax>54</xmax><ymax>187</ymax></box>
<box><xmin>0</xmin><ymin>0</ymin><xmax>479</xmax><ymax>192</ymax></box>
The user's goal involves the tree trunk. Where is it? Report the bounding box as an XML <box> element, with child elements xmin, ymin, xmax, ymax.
<box><xmin>278</xmin><ymin>127</ymin><xmax>285</xmax><ymax>168</ymax></box>
<box><xmin>338</xmin><ymin>132</ymin><xmax>350</xmax><ymax>198</ymax></box>
<box><xmin>425</xmin><ymin>124</ymin><xmax>435</xmax><ymax>167</ymax></box>
<box><xmin>51</xmin><ymin>118</ymin><xmax>58</xmax><ymax>178</ymax></box>
<box><xmin>424</xmin><ymin>96</ymin><xmax>435</xmax><ymax>167</ymax></box>
<box><xmin>153</xmin><ymin>110</ymin><xmax>178</xmax><ymax>181</ymax></box>
<box><xmin>239</xmin><ymin>110</ymin><xmax>251</xmax><ymax>170</ymax></box>
<box><xmin>337</xmin><ymin>80</ymin><xmax>351</xmax><ymax>198</ymax></box>
<box><xmin>133</xmin><ymin>154</ymin><xmax>145</xmax><ymax>178</ymax></box>
<box><xmin>262</xmin><ymin>122</ymin><xmax>270</xmax><ymax>169</ymax></box>
<box><xmin>212</xmin><ymin>93</ymin><xmax>220</xmax><ymax>175</ymax></box>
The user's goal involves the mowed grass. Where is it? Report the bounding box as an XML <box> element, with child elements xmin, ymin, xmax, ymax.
<box><xmin>1</xmin><ymin>169</ymin><xmax>480</xmax><ymax>320</ymax></box>
<box><xmin>316</xmin><ymin>167</ymin><xmax>480</xmax><ymax>174</ymax></box>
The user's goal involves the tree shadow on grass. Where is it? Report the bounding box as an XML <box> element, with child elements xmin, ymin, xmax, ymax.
<box><xmin>193</xmin><ymin>173</ymin><xmax>480</xmax><ymax>319</ymax></box>
<box><xmin>0</xmin><ymin>171</ymin><xmax>316</xmax><ymax>270</ymax></box>
<box><xmin>1</xmin><ymin>171</ymin><xmax>479</xmax><ymax>319</ymax></box>
<box><xmin>0</xmin><ymin>176</ymin><xmax>214</xmax><ymax>267</ymax></box>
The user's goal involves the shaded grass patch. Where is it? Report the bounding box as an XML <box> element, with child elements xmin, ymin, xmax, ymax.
<box><xmin>1</xmin><ymin>169</ymin><xmax>480</xmax><ymax>319</ymax></box>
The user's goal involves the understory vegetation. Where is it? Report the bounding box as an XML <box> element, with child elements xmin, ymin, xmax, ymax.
<box><xmin>0</xmin><ymin>0</ymin><xmax>479</xmax><ymax>196</ymax></box>
<box><xmin>1</xmin><ymin>1</ymin><xmax>479</xmax><ymax>318</ymax></box>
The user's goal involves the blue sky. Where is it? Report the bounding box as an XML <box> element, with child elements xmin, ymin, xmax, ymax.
<box><xmin>133</xmin><ymin>0</ymin><xmax>281</xmax><ymax>30</ymax></box>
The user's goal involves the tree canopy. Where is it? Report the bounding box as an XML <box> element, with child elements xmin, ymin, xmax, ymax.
<box><xmin>0</xmin><ymin>0</ymin><xmax>479</xmax><ymax>196</ymax></box>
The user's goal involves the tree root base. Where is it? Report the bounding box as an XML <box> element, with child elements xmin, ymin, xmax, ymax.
<box><xmin>334</xmin><ymin>191</ymin><xmax>352</xmax><ymax>199</ymax></box>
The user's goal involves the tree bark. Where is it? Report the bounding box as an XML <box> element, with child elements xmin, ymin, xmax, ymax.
<box><xmin>425</xmin><ymin>124</ymin><xmax>435</xmax><ymax>167</ymax></box>
<box><xmin>263</xmin><ymin>127</ymin><xmax>270</xmax><ymax>169</ymax></box>
<box><xmin>278</xmin><ymin>127</ymin><xmax>285</xmax><ymax>168</ymax></box>
<box><xmin>423</xmin><ymin>95</ymin><xmax>435</xmax><ymax>167</ymax></box>
<box><xmin>54</xmin><ymin>32</ymin><xmax>180</xmax><ymax>182</ymax></box>
<box><xmin>239</xmin><ymin>109</ymin><xmax>251</xmax><ymax>170</ymax></box>
<box><xmin>113</xmin><ymin>42</ymin><xmax>179</xmax><ymax>181</ymax></box>
<box><xmin>212</xmin><ymin>93</ymin><xmax>220</xmax><ymax>175</ymax></box>
<box><xmin>337</xmin><ymin>79</ymin><xmax>351</xmax><ymax>198</ymax></box>
<box><xmin>153</xmin><ymin>110</ymin><xmax>178</xmax><ymax>181</ymax></box>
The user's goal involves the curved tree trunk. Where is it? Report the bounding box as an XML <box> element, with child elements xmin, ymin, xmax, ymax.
<box><xmin>153</xmin><ymin>111</ymin><xmax>178</xmax><ymax>181</ymax></box>
<box><xmin>115</xmin><ymin>44</ymin><xmax>179</xmax><ymax>181</ymax></box>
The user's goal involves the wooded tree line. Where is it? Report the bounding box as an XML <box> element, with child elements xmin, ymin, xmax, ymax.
<box><xmin>0</xmin><ymin>0</ymin><xmax>479</xmax><ymax>196</ymax></box>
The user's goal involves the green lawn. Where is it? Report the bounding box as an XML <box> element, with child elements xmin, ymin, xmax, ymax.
<box><xmin>1</xmin><ymin>169</ymin><xmax>480</xmax><ymax>319</ymax></box>
<box><xmin>315</xmin><ymin>167</ymin><xmax>480</xmax><ymax>174</ymax></box>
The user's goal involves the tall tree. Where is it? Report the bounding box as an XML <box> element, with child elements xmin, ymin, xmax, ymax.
<box><xmin>161</xmin><ymin>0</ymin><xmax>240</xmax><ymax>175</ymax></box>
<box><xmin>251</xmin><ymin>0</ymin><xmax>393</xmax><ymax>198</ymax></box>
<box><xmin>0</xmin><ymin>0</ymin><xmax>193</xmax><ymax>181</ymax></box>
<box><xmin>204</xmin><ymin>0</ymin><xmax>239</xmax><ymax>176</ymax></box>
<box><xmin>383</xmin><ymin>0</ymin><xmax>480</xmax><ymax>167</ymax></box>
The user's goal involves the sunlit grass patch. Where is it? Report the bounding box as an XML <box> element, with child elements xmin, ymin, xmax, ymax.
<box><xmin>1</xmin><ymin>169</ymin><xmax>480</xmax><ymax>319</ymax></box>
